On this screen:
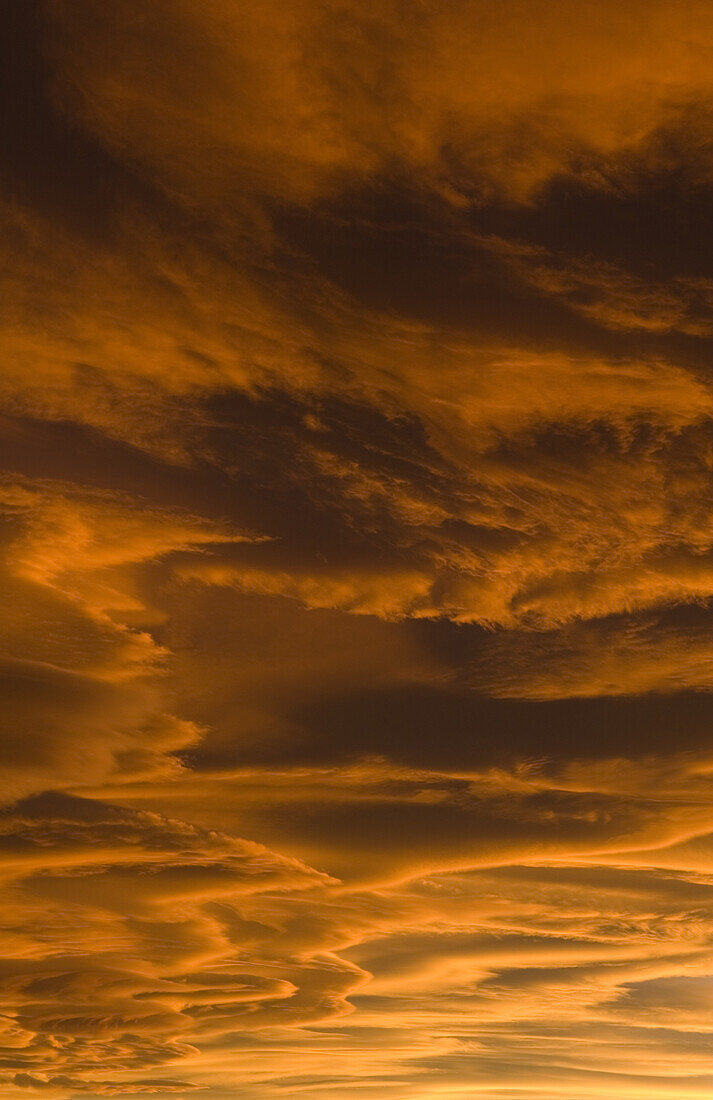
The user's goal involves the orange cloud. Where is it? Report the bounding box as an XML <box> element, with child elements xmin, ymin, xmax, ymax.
<box><xmin>6</xmin><ymin>1</ymin><xmax>713</xmax><ymax>1097</ymax></box>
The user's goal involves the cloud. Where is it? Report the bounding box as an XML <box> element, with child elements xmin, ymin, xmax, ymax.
<box><xmin>0</xmin><ymin>792</ymin><xmax>332</xmax><ymax>1095</ymax></box>
<box><xmin>7</xmin><ymin>2</ymin><xmax>713</xmax><ymax>1098</ymax></box>
<box><xmin>43</xmin><ymin>0</ymin><xmax>713</xmax><ymax>211</ymax></box>
<box><xmin>11</xmin><ymin>1073</ymin><xmax>199</xmax><ymax>1093</ymax></box>
<box><xmin>0</xmin><ymin>476</ymin><xmax>257</xmax><ymax>800</ymax></box>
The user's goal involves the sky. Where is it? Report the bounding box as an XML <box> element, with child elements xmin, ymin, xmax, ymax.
<box><xmin>6</xmin><ymin>1</ymin><xmax>713</xmax><ymax>1097</ymax></box>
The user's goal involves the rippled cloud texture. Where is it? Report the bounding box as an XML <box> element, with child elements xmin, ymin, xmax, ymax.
<box><xmin>6</xmin><ymin>2</ymin><xmax>713</xmax><ymax>1097</ymax></box>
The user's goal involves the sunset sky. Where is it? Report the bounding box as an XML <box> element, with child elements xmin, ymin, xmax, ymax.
<box><xmin>7</xmin><ymin>2</ymin><xmax>713</xmax><ymax>1097</ymax></box>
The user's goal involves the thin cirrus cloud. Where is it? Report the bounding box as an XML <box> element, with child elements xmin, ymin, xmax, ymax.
<box><xmin>5</xmin><ymin>2</ymin><xmax>713</xmax><ymax>1099</ymax></box>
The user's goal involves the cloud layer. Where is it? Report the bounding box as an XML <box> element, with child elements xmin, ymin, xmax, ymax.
<box><xmin>6</xmin><ymin>2</ymin><xmax>713</xmax><ymax>1097</ymax></box>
